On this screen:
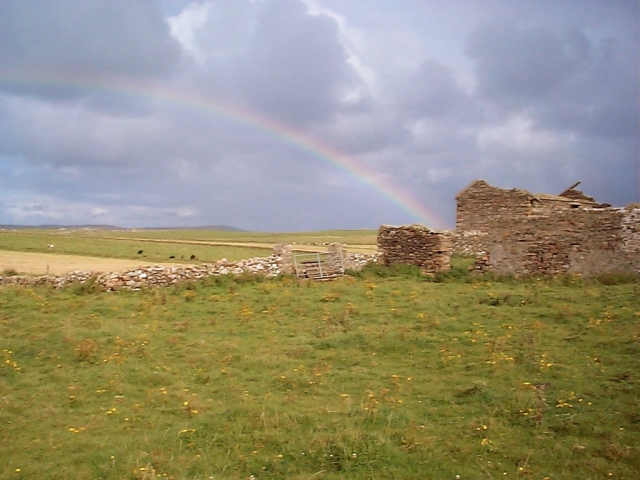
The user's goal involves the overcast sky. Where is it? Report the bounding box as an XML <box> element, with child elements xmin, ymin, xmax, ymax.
<box><xmin>0</xmin><ymin>0</ymin><xmax>637</xmax><ymax>231</ymax></box>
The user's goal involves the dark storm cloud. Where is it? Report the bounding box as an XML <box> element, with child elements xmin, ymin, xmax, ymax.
<box><xmin>467</xmin><ymin>22</ymin><xmax>578</xmax><ymax>106</ymax></box>
<box><xmin>0</xmin><ymin>0</ymin><xmax>181</xmax><ymax>100</ymax></box>
<box><xmin>466</xmin><ymin>19</ymin><xmax>639</xmax><ymax>139</ymax></box>
<box><xmin>537</xmin><ymin>36</ymin><xmax>639</xmax><ymax>139</ymax></box>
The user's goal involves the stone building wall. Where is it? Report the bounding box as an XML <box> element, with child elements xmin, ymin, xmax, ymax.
<box><xmin>620</xmin><ymin>205</ymin><xmax>640</xmax><ymax>256</ymax></box>
<box><xmin>484</xmin><ymin>208</ymin><xmax>639</xmax><ymax>276</ymax></box>
<box><xmin>378</xmin><ymin>225</ymin><xmax>452</xmax><ymax>273</ymax></box>
<box><xmin>455</xmin><ymin>180</ymin><xmax>537</xmax><ymax>235</ymax></box>
<box><xmin>454</xmin><ymin>180</ymin><xmax>640</xmax><ymax>276</ymax></box>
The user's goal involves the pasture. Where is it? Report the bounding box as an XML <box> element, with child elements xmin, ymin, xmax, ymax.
<box><xmin>1</xmin><ymin>255</ymin><xmax>639</xmax><ymax>479</ymax></box>
<box><xmin>0</xmin><ymin>229</ymin><xmax>378</xmax><ymax>275</ymax></box>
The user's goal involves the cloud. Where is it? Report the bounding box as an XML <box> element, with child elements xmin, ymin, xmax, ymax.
<box><xmin>536</xmin><ymin>36</ymin><xmax>639</xmax><ymax>139</ymax></box>
<box><xmin>235</xmin><ymin>0</ymin><xmax>361</xmax><ymax>125</ymax></box>
<box><xmin>167</xmin><ymin>1</ymin><xmax>211</xmax><ymax>63</ymax></box>
<box><xmin>0</xmin><ymin>95</ymin><xmax>168</xmax><ymax>168</ymax></box>
<box><xmin>0</xmin><ymin>0</ymin><xmax>181</xmax><ymax>100</ymax></box>
<box><xmin>0</xmin><ymin>1</ymin><xmax>637</xmax><ymax>230</ymax></box>
<box><xmin>398</xmin><ymin>61</ymin><xmax>459</xmax><ymax>118</ymax></box>
<box><xmin>466</xmin><ymin>20</ymin><xmax>639</xmax><ymax>140</ymax></box>
<box><xmin>467</xmin><ymin>22</ymin><xmax>577</xmax><ymax>106</ymax></box>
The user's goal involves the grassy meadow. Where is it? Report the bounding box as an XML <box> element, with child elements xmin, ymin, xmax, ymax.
<box><xmin>97</xmin><ymin>228</ymin><xmax>379</xmax><ymax>246</ymax></box>
<box><xmin>0</xmin><ymin>230</ymin><xmax>273</xmax><ymax>265</ymax></box>
<box><xmin>0</xmin><ymin>229</ymin><xmax>378</xmax><ymax>267</ymax></box>
<box><xmin>1</xmin><ymin>262</ymin><xmax>639</xmax><ymax>479</ymax></box>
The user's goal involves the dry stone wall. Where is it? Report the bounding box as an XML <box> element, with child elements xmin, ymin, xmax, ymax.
<box><xmin>621</xmin><ymin>205</ymin><xmax>640</xmax><ymax>256</ymax></box>
<box><xmin>0</xmin><ymin>249</ymin><xmax>379</xmax><ymax>290</ymax></box>
<box><xmin>378</xmin><ymin>225</ymin><xmax>452</xmax><ymax>273</ymax></box>
<box><xmin>454</xmin><ymin>180</ymin><xmax>640</xmax><ymax>276</ymax></box>
<box><xmin>456</xmin><ymin>180</ymin><xmax>537</xmax><ymax>236</ymax></box>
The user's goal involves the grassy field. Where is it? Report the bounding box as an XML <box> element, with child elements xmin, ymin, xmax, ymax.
<box><xmin>86</xmin><ymin>229</ymin><xmax>378</xmax><ymax>246</ymax></box>
<box><xmin>0</xmin><ymin>229</ymin><xmax>378</xmax><ymax>268</ymax></box>
<box><xmin>0</xmin><ymin>230</ymin><xmax>274</xmax><ymax>265</ymax></box>
<box><xmin>1</xmin><ymin>264</ymin><xmax>639</xmax><ymax>479</ymax></box>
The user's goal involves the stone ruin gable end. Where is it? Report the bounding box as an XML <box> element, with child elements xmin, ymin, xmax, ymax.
<box><xmin>453</xmin><ymin>179</ymin><xmax>602</xmax><ymax>256</ymax></box>
<box><xmin>483</xmin><ymin>206</ymin><xmax>640</xmax><ymax>276</ymax></box>
<box><xmin>377</xmin><ymin>225</ymin><xmax>452</xmax><ymax>273</ymax></box>
<box><xmin>454</xmin><ymin>179</ymin><xmax>536</xmax><ymax>255</ymax></box>
<box><xmin>455</xmin><ymin>179</ymin><xmax>535</xmax><ymax>234</ymax></box>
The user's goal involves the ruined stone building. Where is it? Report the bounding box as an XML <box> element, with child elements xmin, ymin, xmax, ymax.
<box><xmin>378</xmin><ymin>225</ymin><xmax>452</xmax><ymax>273</ymax></box>
<box><xmin>454</xmin><ymin>180</ymin><xmax>640</xmax><ymax>276</ymax></box>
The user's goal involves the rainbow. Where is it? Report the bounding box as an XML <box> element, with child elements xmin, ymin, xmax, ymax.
<box><xmin>0</xmin><ymin>73</ymin><xmax>446</xmax><ymax>229</ymax></box>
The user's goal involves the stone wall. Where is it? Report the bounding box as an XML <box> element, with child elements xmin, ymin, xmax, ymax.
<box><xmin>378</xmin><ymin>225</ymin><xmax>452</xmax><ymax>273</ymax></box>
<box><xmin>621</xmin><ymin>205</ymin><xmax>640</xmax><ymax>256</ymax></box>
<box><xmin>455</xmin><ymin>180</ymin><xmax>537</xmax><ymax>236</ymax></box>
<box><xmin>273</xmin><ymin>244</ymin><xmax>293</xmax><ymax>273</ymax></box>
<box><xmin>451</xmin><ymin>230</ymin><xmax>488</xmax><ymax>257</ymax></box>
<box><xmin>0</xmin><ymin>248</ymin><xmax>380</xmax><ymax>290</ymax></box>
<box><xmin>454</xmin><ymin>180</ymin><xmax>640</xmax><ymax>276</ymax></box>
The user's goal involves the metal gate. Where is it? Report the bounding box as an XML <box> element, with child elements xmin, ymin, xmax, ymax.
<box><xmin>293</xmin><ymin>251</ymin><xmax>345</xmax><ymax>280</ymax></box>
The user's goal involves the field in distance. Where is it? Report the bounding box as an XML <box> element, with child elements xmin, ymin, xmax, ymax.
<box><xmin>0</xmin><ymin>228</ymin><xmax>378</xmax><ymax>275</ymax></box>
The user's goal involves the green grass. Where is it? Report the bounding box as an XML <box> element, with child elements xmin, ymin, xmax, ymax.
<box><xmin>0</xmin><ymin>228</ymin><xmax>378</xmax><ymax>263</ymax></box>
<box><xmin>0</xmin><ymin>228</ymin><xmax>378</xmax><ymax>245</ymax></box>
<box><xmin>1</xmin><ymin>268</ymin><xmax>639</xmax><ymax>479</ymax></box>
<box><xmin>90</xmin><ymin>229</ymin><xmax>379</xmax><ymax>246</ymax></box>
<box><xmin>0</xmin><ymin>231</ymin><xmax>273</xmax><ymax>263</ymax></box>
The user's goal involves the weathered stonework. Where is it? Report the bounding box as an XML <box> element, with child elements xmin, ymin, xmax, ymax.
<box><xmin>378</xmin><ymin>225</ymin><xmax>452</xmax><ymax>273</ymax></box>
<box><xmin>273</xmin><ymin>244</ymin><xmax>293</xmax><ymax>274</ymax></box>
<box><xmin>0</xmin><ymin>248</ymin><xmax>380</xmax><ymax>290</ymax></box>
<box><xmin>454</xmin><ymin>180</ymin><xmax>640</xmax><ymax>276</ymax></box>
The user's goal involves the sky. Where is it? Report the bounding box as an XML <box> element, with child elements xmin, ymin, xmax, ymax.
<box><xmin>0</xmin><ymin>0</ymin><xmax>637</xmax><ymax>231</ymax></box>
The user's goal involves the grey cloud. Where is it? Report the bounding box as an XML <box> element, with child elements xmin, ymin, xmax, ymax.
<box><xmin>0</xmin><ymin>99</ymin><xmax>159</xmax><ymax>168</ymax></box>
<box><xmin>467</xmin><ymin>22</ymin><xmax>576</xmax><ymax>106</ymax></box>
<box><xmin>0</xmin><ymin>1</ymin><xmax>637</xmax><ymax>230</ymax></box>
<box><xmin>537</xmin><ymin>37</ymin><xmax>638</xmax><ymax>139</ymax></box>
<box><xmin>0</xmin><ymin>0</ymin><xmax>181</xmax><ymax>100</ymax></box>
<box><xmin>176</xmin><ymin>0</ymin><xmax>365</xmax><ymax>126</ymax></box>
<box><xmin>309</xmin><ymin>107</ymin><xmax>407</xmax><ymax>155</ymax></box>
<box><xmin>191</xmin><ymin>1</ymin><xmax>258</xmax><ymax>58</ymax></box>
<box><xmin>399</xmin><ymin>61</ymin><xmax>464</xmax><ymax>118</ymax></box>
<box><xmin>308</xmin><ymin>60</ymin><xmax>476</xmax><ymax>157</ymax></box>
<box><xmin>236</xmin><ymin>0</ymin><xmax>359</xmax><ymax>125</ymax></box>
<box><xmin>467</xmin><ymin>20</ymin><xmax>639</xmax><ymax>140</ymax></box>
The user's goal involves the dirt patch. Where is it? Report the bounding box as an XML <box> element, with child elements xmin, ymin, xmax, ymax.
<box><xmin>0</xmin><ymin>250</ymin><xmax>181</xmax><ymax>276</ymax></box>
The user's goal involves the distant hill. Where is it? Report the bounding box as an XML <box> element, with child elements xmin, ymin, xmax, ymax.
<box><xmin>137</xmin><ymin>225</ymin><xmax>246</xmax><ymax>232</ymax></box>
<box><xmin>0</xmin><ymin>224</ymin><xmax>246</xmax><ymax>232</ymax></box>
